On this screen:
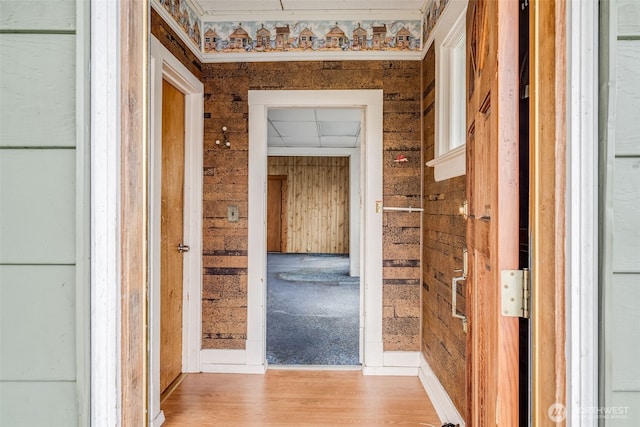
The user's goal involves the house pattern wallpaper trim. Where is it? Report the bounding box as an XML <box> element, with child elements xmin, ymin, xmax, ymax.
<box><xmin>153</xmin><ymin>0</ymin><xmax>453</xmax><ymax>58</ymax></box>
<box><xmin>422</xmin><ymin>0</ymin><xmax>451</xmax><ymax>45</ymax></box>
<box><xmin>157</xmin><ymin>0</ymin><xmax>202</xmax><ymax>49</ymax></box>
<box><xmin>202</xmin><ymin>20</ymin><xmax>422</xmax><ymax>54</ymax></box>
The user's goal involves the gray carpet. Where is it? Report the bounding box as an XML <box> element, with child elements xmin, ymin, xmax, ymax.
<box><xmin>266</xmin><ymin>253</ymin><xmax>360</xmax><ymax>366</ymax></box>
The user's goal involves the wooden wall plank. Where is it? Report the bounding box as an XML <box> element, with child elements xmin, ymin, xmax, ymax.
<box><xmin>612</xmin><ymin>158</ymin><xmax>640</xmax><ymax>272</ymax></box>
<box><xmin>618</xmin><ymin>0</ymin><xmax>640</xmax><ymax>38</ymax></box>
<box><xmin>616</xmin><ymin>42</ymin><xmax>640</xmax><ymax>156</ymax></box>
<box><xmin>0</xmin><ymin>266</ymin><xmax>76</xmax><ymax>381</ymax></box>
<box><xmin>0</xmin><ymin>0</ymin><xmax>76</xmax><ymax>31</ymax></box>
<box><xmin>0</xmin><ymin>34</ymin><xmax>76</xmax><ymax>147</ymax></box>
<box><xmin>268</xmin><ymin>156</ymin><xmax>349</xmax><ymax>254</ymax></box>
<box><xmin>0</xmin><ymin>149</ymin><xmax>76</xmax><ymax>264</ymax></box>
<box><xmin>120</xmin><ymin>0</ymin><xmax>148</xmax><ymax>424</ymax></box>
<box><xmin>0</xmin><ymin>381</ymin><xmax>78</xmax><ymax>426</ymax></box>
<box><xmin>610</xmin><ymin>274</ymin><xmax>640</xmax><ymax>390</ymax></box>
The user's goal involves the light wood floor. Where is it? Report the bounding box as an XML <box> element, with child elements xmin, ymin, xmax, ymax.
<box><xmin>161</xmin><ymin>370</ymin><xmax>442</xmax><ymax>426</ymax></box>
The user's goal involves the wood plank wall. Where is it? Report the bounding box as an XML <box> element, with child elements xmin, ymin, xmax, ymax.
<box><xmin>268</xmin><ymin>156</ymin><xmax>350</xmax><ymax>254</ymax></box>
<box><xmin>421</xmin><ymin>45</ymin><xmax>468</xmax><ymax>416</ymax></box>
<box><xmin>152</xmin><ymin>15</ymin><xmax>422</xmax><ymax>353</ymax></box>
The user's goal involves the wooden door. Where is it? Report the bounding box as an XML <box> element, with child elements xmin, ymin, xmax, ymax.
<box><xmin>465</xmin><ymin>0</ymin><xmax>520</xmax><ymax>425</ymax></box>
<box><xmin>160</xmin><ymin>79</ymin><xmax>185</xmax><ymax>393</ymax></box>
<box><xmin>267</xmin><ymin>175</ymin><xmax>287</xmax><ymax>252</ymax></box>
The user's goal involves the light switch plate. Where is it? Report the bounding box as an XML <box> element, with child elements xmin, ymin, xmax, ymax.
<box><xmin>227</xmin><ymin>205</ymin><xmax>239</xmax><ymax>222</ymax></box>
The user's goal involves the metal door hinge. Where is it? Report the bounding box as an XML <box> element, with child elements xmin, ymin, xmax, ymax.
<box><xmin>459</xmin><ymin>200</ymin><xmax>468</xmax><ymax>220</ymax></box>
<box><xmin>501</xmin><ymin>268</ymin><xmax>529</xmax><ymax>318</ymax></box>
<box><xmin>178</xmin><ymin>243</ymin><xmax>190</xmax><ymax>253</ymax></box>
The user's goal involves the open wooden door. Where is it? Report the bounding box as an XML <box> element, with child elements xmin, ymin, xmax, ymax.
<box><xmin>160</xmin><ymin>79</ymin><xmax>185</xmax><ymax>394</ymax></box>
<box><xmin>465</xmin><ymin>0</ymin><xmax>520</xmax><ymax>425</ymax></box>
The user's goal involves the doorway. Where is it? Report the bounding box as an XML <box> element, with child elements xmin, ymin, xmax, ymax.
<box><xmin>265</xmin><ymin>154</ymin><xmax>358</xmax><ymax>366</ymax></box>
<box><xmin>149</xmin><ymin>36</ymin><xmax>204</xmax><ymax>427</ymax></box>
<box><xmin>247</xmin><ymin>90</ymin><xmax>384</xmax><ymax>371</ymax></box>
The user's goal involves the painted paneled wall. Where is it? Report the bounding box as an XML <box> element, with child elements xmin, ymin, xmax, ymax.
<box><xmin>268</xmin><ymin>156</ymin><xmax>350</xmax><ymax>254</ymax></box>
<box><xmin>421</xmin><ymin>45</ymin><xmax>467</xmax><ymax>416</ymax></box>
<box><xmin>601</xmin><ymin>1</ymin><xmax>640</xmax><ymax>423</ymax></box>
<box><xmin>0</xmin><ymin>0</ymin><xmax>88</xmax><ymax>425</ymax></box>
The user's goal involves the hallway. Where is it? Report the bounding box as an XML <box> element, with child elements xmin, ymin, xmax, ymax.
<box><xmin>267</xmin><ymin>253</ymin><xmax>360</xmax><ymax>366</ymax></box>
<box><xmin>161</xmin><ymin>371</ymin><xmax>440</xmax><ymax>426</ymax></box>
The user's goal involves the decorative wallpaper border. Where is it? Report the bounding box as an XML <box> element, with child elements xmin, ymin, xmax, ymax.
<box><xmin>423</xmin><ymin>0</ymin><xmax>451</xmax><ymax>46</ymax></box>
<box><xmin>152</xmin><ymin>0</ymin><xmax>457</xmax><ymax>61</ymax></box>
<box><xmin>201</xmin><ymin>20</ymin><xmax>421</xmax><ymax>54</ymax></box>
<box><xmin>157</xmin><ymin>0</ymin><xmax>202</xmax><ymax>49</ymax></box>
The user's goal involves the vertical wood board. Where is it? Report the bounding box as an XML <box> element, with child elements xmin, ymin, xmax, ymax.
<box><xmin>0</xmin><ymin>149</ymin><xmax>76</xmax><ymax>264</ymax></box>
<box><xmin>615</xmin><ymin>42</ymin><xmax>640</xmax><ymax>156</ymax></box>
<box><xmin>0</xmin><ymin>34</ymin><xmax>76</xmax><ymax>147</ymax></box>
<box><xmin>610</xmin><ymin>274</ymin><xmax>640</xmax><ymax>390</ymax></box>
<box><xmin>618</xmin><ymin>0</ymin><xmax>640</xmax><ymax>37</ymax></box>
<box><xmin>0</xmin><ymin>0</ymin><xmax>76</xmax><ymax>31</ymax></box>
<box><xmin>0</xmin><ymin>265</ymin><xmax>76</xmax><ymax>381</ymax></box>
<box><xmin>612</xmin><ymin>158</ymin><xmax>640</xmax><ymax>272</ymax></box>
<box><xmin>0</xmin><ymin>381</ymin><xmax>78</xmax><ymax>426</ymax></box>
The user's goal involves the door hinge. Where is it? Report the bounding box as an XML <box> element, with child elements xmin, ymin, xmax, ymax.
<box><xmin>500</xmin><ymin>268</ymin><xmax>529</xmax><ymax>318</ymax></box>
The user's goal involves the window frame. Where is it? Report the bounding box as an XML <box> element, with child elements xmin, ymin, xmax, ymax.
<box><xmin>425</xmin><ymin>2</ymin><xmax>468</xmax><ymax>181</ymax></box>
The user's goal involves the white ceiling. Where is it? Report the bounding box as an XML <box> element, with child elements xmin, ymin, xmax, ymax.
<box><xmin>195</xmin><ymin>0</ymin><xmax>426</xmax><ymax>14</ymax></box>
<box><xmin>267</xmin><ymin>108</ymin><xmax>362</xmax><ymax>148</ymax></box>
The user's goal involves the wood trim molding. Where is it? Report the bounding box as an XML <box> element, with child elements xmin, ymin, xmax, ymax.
<box><xmin>530</xmin><ymin>0</ymin><xmax>567</xmax><ymax>424</ymax></box>
<box><xmin>120</xmin><ymin>0</ymin><xmax>149</xmax><ymax>425</ymax></box>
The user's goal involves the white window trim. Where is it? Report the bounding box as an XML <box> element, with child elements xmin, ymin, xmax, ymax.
<box><xmin>425</xmin><ymin>0</ymin><xmax>468</xmax><ymax>182</ymax></box>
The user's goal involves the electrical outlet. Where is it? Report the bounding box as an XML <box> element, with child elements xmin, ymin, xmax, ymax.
<box><xmin>227</xmin><ymin>205</ymin><xmax>239</xmax><ymax>222</ymax></box>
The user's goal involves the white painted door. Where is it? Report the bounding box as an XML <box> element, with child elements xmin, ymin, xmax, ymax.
<box><xmin>601</xmin><ymin>1</ymin><xmax>640</xmax><ymax>425</ymax></box>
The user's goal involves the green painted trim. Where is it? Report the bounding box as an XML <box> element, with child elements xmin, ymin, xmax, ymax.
<box><xmin>618</xmin><ymin>35</ymin><xmax>640</xmax><ymax>41</ymax></box>
<box><xmin>0</xmin><ymin>29</ymin><xmax>75</xmax><ymax>35</ymax></box>
<box><xmin>614</xmin><ymin>154</ymin><xmax>640</xmax><ymax>158</ymax></box>
<box><xmin>0</xmin><ymin>147</ymin><xmax>76</xmax><ymax>150</ymax></box>
<box><xmin>0</xmin><ymin>263</ymin><xmax>76</xmax><ymax>266</ymax></box>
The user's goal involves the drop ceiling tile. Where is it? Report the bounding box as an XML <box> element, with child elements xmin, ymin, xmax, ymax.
<box><xmin>318</xmin><ymin>121</ymin><xmax>360</xmax><ymax>137</ymax></box>
<box><xmin>282</xmin><ymin>136</ymin><xmax>321</xmax><ymax>146</ymax></box>
<box><xmin>267</xmin><ymin>136</ymin><xmax>286</xmax><ymax>146</ymax></box>
<box><xmin>272</xmin><ymin>121</ymin><xmax>318</xmax><ymax>137</ymax></box>
<box><xmin>315</xmin><ymin>108</ymin><xmax>361</xmax><ymax>122</ymax></box>
<box><xmin>320</xmin><ymin>136</ymin><xmax>359</xmax><ymax>148</ymax></box>
<box><xmin>268</xmin><ymin>108</ymin><xmax>316</xmax><ymax>122</ymax></box>
<box><xmin>268</xmin><ymin>121</ymin><xmax>279</xmax><ymax>136</ymax></box>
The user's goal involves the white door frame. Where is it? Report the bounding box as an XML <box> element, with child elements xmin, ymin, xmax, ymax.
<box><xmin>566</xmin><ymin>1</ymin><xmax>599</xmax><ymax>425</ymax></box>
<box><xmin>246</xmin><ymin>90</ymin><xmax>384</xmax><ymax>371</ymax></box>
<box><xmin>149</xmin><ymin>36</ymin><xmax>204</xmax><ymax>427</ymax></box>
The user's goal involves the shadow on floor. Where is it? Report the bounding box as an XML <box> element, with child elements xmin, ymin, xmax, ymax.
<box><xmin>266</xmin><ymin>253</ymin><xmax>360</xmax><ymax>366</ymax></box>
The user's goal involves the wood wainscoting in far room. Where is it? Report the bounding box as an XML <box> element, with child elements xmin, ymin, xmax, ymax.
<box><xmin>268</xmin><ymin>156</ymin><xmax>350</xmax><ymax>254</ymax></box>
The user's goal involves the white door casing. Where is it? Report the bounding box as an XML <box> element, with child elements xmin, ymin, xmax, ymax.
<box><xmin>149</xmin><ymin>36</ymin><xmax>204</xmax><ymax>427</ymax></box>
<box><xmin>198</xmin><ymin>90</ymin><xmax>386</xmax><ymax>372</ymax></box>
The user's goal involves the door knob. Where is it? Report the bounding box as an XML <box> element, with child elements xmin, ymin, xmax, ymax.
<box><xmin>178</xmin><ymin>243</ymin><xmax>190</xmax><ymax>253</ymax></box>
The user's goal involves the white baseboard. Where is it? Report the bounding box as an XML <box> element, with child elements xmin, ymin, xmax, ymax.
<box><xmin>418</xmin><ymin>353</ymin><xmax>465</xmax><ymax>427</ymax></box>
<box><xmin>363</xmin><ymin>351</ymin><xmax>420</xmax><ymax>376</ymax></box>
<box><xmin>199</xmin><ymin>349</ymin><xmax>266</xmax><ymax>374</ymax></box>
<box><xmin>150</xmin><ymin>410</ymin><xmax>165</xmax><ymax>427</ymax></box>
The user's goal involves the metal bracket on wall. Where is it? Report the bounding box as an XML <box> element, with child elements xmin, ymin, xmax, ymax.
<box><xmin>451</xmin><ymin>247</ymin><xmax>468</xmax><ymax>333</ymax></box>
